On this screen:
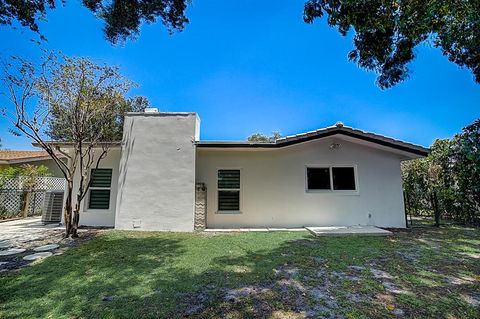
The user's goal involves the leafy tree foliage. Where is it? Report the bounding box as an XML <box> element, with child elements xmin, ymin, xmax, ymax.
<box><xmin>1</xmin><ymin>52</ymin><xmax>137</xmax><ymax>237</ymax></box>
<box><xmin>0</xmin><ymin>164</ymin><xmax>50</xmax><ymax>180</ymax></box>
<box><xmin>48</xmin><ymin>94</ymin><xmax>149</xmax><ymax>142</ymax></box>
<box><xmin>450</xmin><ymin>119</ymin><xmax>480</xmax><ymax>223</ymax></box>
<box><xmin>0</xmin><ymin>0</ymin><xmax>189</xmax><ymax>43</ymax></box>
<box><xmin>247</xmin><ymin>132</ymin><xmax>282</xmax><ymax>143</ymax></box>
<box><xmin>304</xmin><ymin>0</ymin><xmax>480</xmax><ymax>88</ymax></box>
<box><xmin>402</xmin><ymin>119</ymin><xmax>480</xmax><ymax>225</ymax></box>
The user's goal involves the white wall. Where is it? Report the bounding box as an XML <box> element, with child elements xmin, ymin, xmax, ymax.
<box><xmin>63</xmin><ymin>148</ymin><xmax>121</xmax><ymax>227</ymax></box>
<box><xmin>196</xmin><ymin>136</ymin><xmax>407</xmax><ymax>228</ymax></box>
<box><xmin>115</xmin><ymin>113</ymin><xmax>199</xmax><ymax>231</ymax></box>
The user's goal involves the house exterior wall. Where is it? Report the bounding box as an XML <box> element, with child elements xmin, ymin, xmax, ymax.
<box><xmin>196</xmin><ymin>137</ymin><xmax>407</xmax><ymax>229</ymax></box>
<box><xmin>73</xmin><ymin>149</ymin><xmax>121</xmax><ymax>227</ymax></box>
<box><xmin>114</xmin><ymin>113</ymin><xmax>199</xmax><ymax>231</ymax></box>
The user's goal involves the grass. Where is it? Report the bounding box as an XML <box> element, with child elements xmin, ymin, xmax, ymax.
<box><xmin>0</xmin><ymin>226</ymin><xmax>479</xmax><ymax>318</ymax></box>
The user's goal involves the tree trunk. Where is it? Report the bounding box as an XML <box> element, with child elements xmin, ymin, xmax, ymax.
<box><xmin>64</xmin><ymin>181</ymin><xmax>74</xmax><ymax>238</ymax></box>
<box><xmin>21</xmin><ymin>191</ymin><xmax>32</xmax><ymax>218</ymax></box>
<box><xmin>432</xmin><ymin>191</ymin><xmax>440</xmax><ymax>227</ymax></box>
<box><xmin>72</xmin><ymin>201</ymin><xmax>80</xmax><ymax>238</ymax></box>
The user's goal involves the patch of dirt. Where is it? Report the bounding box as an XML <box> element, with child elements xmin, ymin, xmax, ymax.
<box><xmin>369</xmin><ymin>268</ymin><xmax>394</xmax><ymax>280</ymax></box>
<box><xmin>381</xmin><ymin>281</ymin><xmax>411</xmax><ymax>295</ymax></box>
<box><xmin>395</xmin><ymin>250</ymin><xmax>420</xmax><ymax>263</ymax></box>
<box><xmin>176</xmin><ymin>290</ymin><xmax>212</xmax><ymax>317</ymax></box>
<box><xmin>0</xmin><ymin>229</ymin><xmax>101</xmax><ymax>273</ymax></box>
<box><xmin>224</xmin><ymin>286</ymin><xmax>273</xmax><ymax>303</ymax></box>
<box><xmin>293</xmin><ymin>239</ymin><xmax>321</xmax><ymax>248</ymax></box>
<box><xmin>461</xmin><ymin>292</ymin><xmax>480</xmax><ymax>307</ymax></box>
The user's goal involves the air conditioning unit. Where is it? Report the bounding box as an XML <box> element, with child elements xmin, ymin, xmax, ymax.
<box><xmin>42</xmin><ymin>191</ymin><xmax>64</xmax><ymax>223</ymax></box>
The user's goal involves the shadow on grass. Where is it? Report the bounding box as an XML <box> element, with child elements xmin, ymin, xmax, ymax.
<box><xmin>0</xmin><ymin>228</ymin><xmax>479</xmax><ymax>319</ymax></box>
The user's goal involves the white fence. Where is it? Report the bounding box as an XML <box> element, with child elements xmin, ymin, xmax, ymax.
<box><xmin>0</xmin><ymin>176</ymin><xmax>66</xmax><ymax>219</ymax></box>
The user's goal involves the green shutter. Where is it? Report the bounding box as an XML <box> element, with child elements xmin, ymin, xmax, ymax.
<box><xmin>218</xmin><ymin>190</ymin><xmax>240</xmax><ymax>211</ymax></box>
<box><xmin>218</xmin><ymin>170</ymin><xmax>240</xmax><ymax>189</ymax></box>
<box><xmin>88</xmin><ymin>189</ymin><xmax>111</xmax><ymax>209</ymax></box>
<box><xmin>88</xmin><ymin>168</ymin><xmax>113</xmax><ymax>209</ymax></box>
<box><xmin>90</xmin><ymin>169</ymin><xmax>112</xmax><ymax>188</ymax></box>
<box><xmin>218</xmin><ymin>170</ymin><xmax>240</xmax><ymax>211</ymax></box>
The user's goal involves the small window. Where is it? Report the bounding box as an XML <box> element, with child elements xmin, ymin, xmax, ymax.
<box><xmin>218</xmin><ymin>170</ymin><xmax>240</xmax><ymax>211</ymax></box>
<box><xmin>307</xmin><ymin>167</ymin><xmax>331</xmax><ymax>190</ymax></box>
<box><xmin>306</xmin><ymin>166</ymin><xmax>357</xmax><ymax>192</ymax></box>
<box><xmin>88</xmin><ymin>168</ymin><xmax>112</xmax><ymax>210</ymax></box>
<box><xmin>332</xmin><ymin>167</ymin><xmax>356</xmax><ymax>190</ymax></box>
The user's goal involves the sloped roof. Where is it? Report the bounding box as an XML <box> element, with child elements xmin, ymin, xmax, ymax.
<box><xmin>0</xmin><ymin>150</ymin><xmax>62</xmax><ymax>164</ymax></box>
<box><xmin>196</xmin><ymin>122</ymin><xmax>429</xmax><ymax>156</ymax></box>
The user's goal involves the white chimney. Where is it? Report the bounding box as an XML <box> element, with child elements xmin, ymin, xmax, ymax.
<box><xmin>144</xmin><ymin>107</ymin><xmax>159</xmax><ymax>113</ymax></box>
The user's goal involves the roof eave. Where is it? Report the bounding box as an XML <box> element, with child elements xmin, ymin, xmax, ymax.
<box><xmin>196</xmin><ymin>129</ymin><xmax>429</xmax><ymax>157</ymax></box>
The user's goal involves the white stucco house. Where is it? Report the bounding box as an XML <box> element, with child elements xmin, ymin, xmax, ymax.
<box><xmin>46</xmin><ymin>110</ymin><xmax>429</xmax><ymax>231</ymax></box>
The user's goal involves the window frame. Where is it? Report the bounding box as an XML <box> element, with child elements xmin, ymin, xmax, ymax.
<box><xmin>305</xmin><ymin>164</ymin><xmax>359</xmax><ymax>194</ymax></box>
<box><xmin>216</xmin><ymin>168</ymin><xmax>242</xmax><ymax>214</ymax></box>
<box><xmin>86</xmin><ymin>168</ymin><xmax>113</xmax><ymax>211</ymax></box>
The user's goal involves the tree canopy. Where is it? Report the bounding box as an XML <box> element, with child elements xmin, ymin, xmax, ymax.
<box><xmin>402</xmin><ymin>118</ymin><xmax>480</xmax><ymax>225</ymax></box>
<box><xmin>247</xmin><ymin>132</ymin><xmax>282</xmax><ymax>143</ymax></box>
<box><xmin>304</xmin><ymin>0</ymin><xmax>480</xmax><ymax>89</ymax></box>
<box><xmin>0</xmin><ymin>0</ymin><xmax>189</xmax><ymax>43</ymax></box>
<box><xmin>1</xmin><ymin>52</ymin><xmax>141</xmax><ymax>237</ymax></box>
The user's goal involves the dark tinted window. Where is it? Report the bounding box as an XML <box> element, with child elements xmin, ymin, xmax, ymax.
<box><xmin>307</xmin><ymin>167</ymin><xmax>331</xmax><ymax>190</ymax></box>
<box><xmin>332</xmin><ymin>167</ymin><xmax>356</xmax><ymax>190</ymax></box>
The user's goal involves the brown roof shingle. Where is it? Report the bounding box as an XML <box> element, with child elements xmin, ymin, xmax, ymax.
<box><xmin>0</xmin><ymin>150</ymin><xmax>52</xmax><ymax>163</ymax></box>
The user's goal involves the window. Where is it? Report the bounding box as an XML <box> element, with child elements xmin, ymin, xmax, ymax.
<box><xmin>88</xmin><ymin>168</ymin><xmax>112</xmax><ymax>209</ymax></box>
<box><xmin>307</xmin><ymin>167</ymin><xmax>331</xmax><ymax>190</ymax></box>
<box><xmin>306</xmin><ymin>166</ymin><xmax>356</xmax><ymax>191</ymax></box>
<box><xmin>332</xmin><ymin>167</ymin><xmax>356</xmax><ymax>190</ymax></box>
<box><xmin>218</xmin><ymin>169</ymin><xmax>240</xmax><ymax>211</ymax></box>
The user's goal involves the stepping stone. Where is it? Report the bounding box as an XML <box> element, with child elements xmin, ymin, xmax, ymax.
<box><xmin>23</xmin><ymin>252</ymin><xmax>52</xmax><ymax>261</ymax></box>
<box><xmin>33</xmin><ymin>244</ymin><xmax>59</xmax><ymax>252</ymax></box>
<box><xmin>0</xmin><ymin>248</ymin><xmax>26</xmax><ymax>256</ymax></box>
<box><xmin>0</xmin><ymin>241</ymin><xmax>10</xmax><ymax>249</ymax></box>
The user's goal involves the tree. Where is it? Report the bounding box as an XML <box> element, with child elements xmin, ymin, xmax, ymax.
<box><xmin>402</xmin><ymin>119</ymin><xmax>480</xmax><ymax>226</ymax></box>
<box><xmin>48</xmin><ymin>95</ymin><xmax>149</xmax><ymax>142</ymax></box>
<box><xmin>247</xmin><ymin>132</ymin><xmax>282</xmax><ymax>143</ymax></box>
<box><xmin>451</xmin><ymin>119</ymin><xmax>480</xmax><ymax>223</ymax></box>
<box><xmin>1</xmin><ymin>52</ymin><xmax>136</xmax><ymax>237</ymax></box>
<box><xmin>304</xmin><ymin>0</ymin><xmax>480</xmax><ymax>89</ymax></box>
<box><xmin>0</xmin><ymin>0</ymin><xmax>189</xmax><ymax>44</ymax></box>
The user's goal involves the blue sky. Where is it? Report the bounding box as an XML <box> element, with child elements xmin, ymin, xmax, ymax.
<box><xmin>1</xmin><ymin>0</ymin><xmax>479</xmax><ymax>150</ymax></box>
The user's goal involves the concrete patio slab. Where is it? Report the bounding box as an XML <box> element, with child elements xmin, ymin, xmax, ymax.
<box><xmin>306</xmin><ymin>225</ymin><xmax>392</xmax><ymax>237</ymax></box>
<box><xmin>204</xmin><ymin>228</ymin><xmax>306</xmax><ymax>232</ymax></box>
<box><xmin>267</xmin><ymin>228</ymin><xmax>306</xmax><ymax>232</ymax></box>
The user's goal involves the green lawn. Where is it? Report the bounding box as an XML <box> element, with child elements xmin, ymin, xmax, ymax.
<box><xmin>0</xmin><ymin>226</ymin><xmax>479</xmax><ymax>319</ymax></box>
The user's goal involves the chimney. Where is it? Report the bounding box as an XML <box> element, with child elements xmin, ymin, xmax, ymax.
<box><xmin>144</xmin><ymin>107</ymin><xmax>159</xmax><ymax>113</ymax></box>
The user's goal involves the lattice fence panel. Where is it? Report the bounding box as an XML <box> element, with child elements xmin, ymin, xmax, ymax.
<box><xmin>0</xmin><ymin>176</ymin><xmax>66</xmax><ymax>220</ymax></box>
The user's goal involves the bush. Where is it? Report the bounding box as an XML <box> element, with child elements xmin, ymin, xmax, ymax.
<box><xmin>402</xmin><ymin>119</ymin><xmax>480</xmax><ymax>226</ymax></box>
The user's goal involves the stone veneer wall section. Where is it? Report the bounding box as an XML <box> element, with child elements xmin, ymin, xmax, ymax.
<box><xmin>194</xmin><ymin>183</ymin><xmax>207</xmax><ymax>230</ymax></box>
